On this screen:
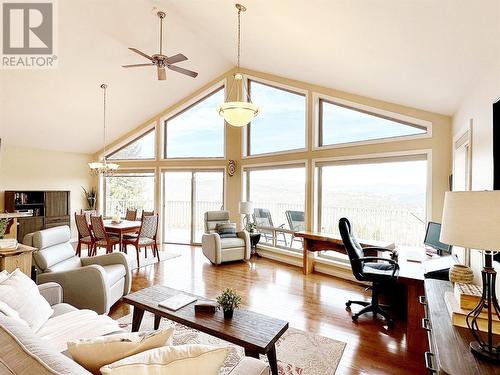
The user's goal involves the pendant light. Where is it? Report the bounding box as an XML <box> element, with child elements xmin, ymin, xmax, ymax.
<box><xmin>88</xmin><ymin>84</ymin><xmax>119</xmax><ymax>175</ymax></box>
<box><xmin>217</xmin><ymin>3</ymin><xmax>259</xmax><ymax>127</ymax></box>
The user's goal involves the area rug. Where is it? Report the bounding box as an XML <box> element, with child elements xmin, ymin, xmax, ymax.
<box><xmin>117</xmin><ymin>311</ymin><xmax>345</xmax><ymax>375</ymax></box>
<box><xmin>83</xmin><ymin>248</ymin><xmax>180</xmax><ymax>270</ymax></box>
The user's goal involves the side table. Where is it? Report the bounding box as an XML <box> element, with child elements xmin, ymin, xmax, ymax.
<box><xmin>249</xmin><ymin>232</ymin><xmax>261</xmax><ymax>256</ymax></box>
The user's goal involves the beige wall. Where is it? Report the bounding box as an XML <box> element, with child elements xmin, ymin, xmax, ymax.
<box><xmin>0</xmin><ymin>144</ymin><xmax>95</xmax><ymax>237</ymax></box>
<box><xmin>452</xmin><ymin>69</ymin><xmax>500</xmax><ymax>282</ymax></box>
<box><xmin>103</xmin><ymin>68</ymin><xmax>452</xmax><ymax>245</ymax></box>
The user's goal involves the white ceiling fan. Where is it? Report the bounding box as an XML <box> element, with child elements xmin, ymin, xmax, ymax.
<box><xmin>122</xmin><ymin>11</ymin><xmax>198</xmax><ymax>81</ymax></box>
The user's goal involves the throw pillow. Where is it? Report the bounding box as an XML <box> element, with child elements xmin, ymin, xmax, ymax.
<box><xmin>216</xmin><ymin>223</ymin><xmax>237</xmax><ymax>238</ymax></box>
<box><xmin>0</xmin><ymin>270</ymin><xmax>9</xmax><ymax>283</ymax></box>
<box><xmin>100</xmin><ymin>344</ymin><xmax>229</xmax><ymax>375</ymax></box>
<box><xmin>0</xmin><ymin>301</ymin><xmax>29</xmax><ymax>328</ymax></box>
<box><xmin>0</xmin><ymin>268</ymin><xmax>53</xmax><ymax>332</ymax></box>
<box><xmin>68</xmin><ymin>328</ymin><xmax>175</xmax><ymax>375</ymax></box>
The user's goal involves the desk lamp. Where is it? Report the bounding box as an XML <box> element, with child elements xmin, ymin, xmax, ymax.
<box><xmin>440</xmin><ymin>191</ymin><xmax>500</xmax><ymax>362</ymax></box>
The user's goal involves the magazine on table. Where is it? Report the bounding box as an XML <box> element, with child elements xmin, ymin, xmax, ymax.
<box><xmin>158</xmin><ymin>294</ymin><xmax>197</xmax><ymax>311</ymax></box>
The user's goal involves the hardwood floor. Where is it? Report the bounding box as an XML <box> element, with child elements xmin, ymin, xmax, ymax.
<box><xmin>110</xmin><ymin>244</ymin><xmax>424</xmax><ymax>374</ymax></box>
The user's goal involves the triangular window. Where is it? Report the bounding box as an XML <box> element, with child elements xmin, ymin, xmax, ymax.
<box><xmin>108</xmin><ymin>129</ymin><xmax>155</xmax><ymax>160</ymax></box>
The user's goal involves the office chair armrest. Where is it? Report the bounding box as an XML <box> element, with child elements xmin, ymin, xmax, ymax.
<box><xmin>355</xmin><ymin>257</ymin><xmax>400</xmax><ymax>278</ymax></box>
<box><xmin>362</xmin><ymin>247</ymin><xmax>398</xmax><ymax>260</ymax></box>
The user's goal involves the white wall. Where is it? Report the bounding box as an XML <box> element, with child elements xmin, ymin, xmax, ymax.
<box><xmin>0</xmin><ymin>143</ymin><xmax>95</xmax><ymax>237</ymax></box>
<box><xmin>452</xmin><ymin>69</ymin><xmax>500</xmax><ymax>283</ymax></box>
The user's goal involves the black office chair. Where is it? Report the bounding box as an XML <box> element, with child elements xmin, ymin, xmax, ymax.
<box><xmin>338</xmin><ymin>217</ymin><xmax>400</xmax><ymax>325</ymax></box>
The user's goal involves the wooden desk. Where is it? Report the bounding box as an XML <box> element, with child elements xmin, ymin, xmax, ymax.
<box><xmin>0</xmin><ymin>243</ymin><xmax>36</xmax><ymax>276</ymax></box>
<box><xmin>423</xmin><ymin>279</ymin><xmax>500</xmax><ymax>374</ymax></box>
<box><xmin>295</xmin><ymin>231</ymin><xmax>430</xmax><ymax>356</ymax></box>
<box><xmin>295</xmin><ymin>230</ymin><xmax>392</xmax><ymax>275</ymax></box>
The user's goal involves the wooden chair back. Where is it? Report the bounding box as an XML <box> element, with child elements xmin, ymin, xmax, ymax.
<box><xmin>75</xmin><ymin>213</ymin><xmax>91</xmax><ymax>238</ymax></box>
<box><xmin>125</xmin><ymin>209</ymin><xmax>137</xmax><ymax>221</ymax></box>
<box><xmin>90</xmin><ymin>216</ymin><xmax>108</xmax><ymax>241</ymax></box>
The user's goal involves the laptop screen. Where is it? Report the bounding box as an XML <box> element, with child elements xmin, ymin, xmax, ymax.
<box><xmin>424</xmin><ymin>222</ymin><xmax>451</xmax><ymax>253</ymax></box>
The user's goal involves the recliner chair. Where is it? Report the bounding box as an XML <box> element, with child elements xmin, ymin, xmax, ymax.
<box><xmin>338</xmin><ymin>217</ymin><xmax>399</xmax><ymax>325</ymax></box>
<box><xmin>24</xmin><ymin>225</ymin><xmax>131</xmax><ymax>315</ymax></box>
<box><xmin>201</xmin><ymin>211</ymin><xmax>250</xmax><ymax>265</ymax></box>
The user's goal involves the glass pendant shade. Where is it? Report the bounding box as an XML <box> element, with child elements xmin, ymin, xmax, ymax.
<box><xmin>217</xmin><ymin>101</ymin><xmax>259</xmax><ymax>127</ymax></box>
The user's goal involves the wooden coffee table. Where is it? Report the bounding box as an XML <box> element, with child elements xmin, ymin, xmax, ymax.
<box><xmin>123</xmin><ymin>285</ymin><xmax>288</xmax><ymax>375</ymax></box>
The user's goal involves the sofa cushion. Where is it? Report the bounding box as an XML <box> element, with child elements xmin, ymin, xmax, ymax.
<box><xmin>45</xmin><ymin>255</ymin><xmax>82</xmax><ymax>273</ymax></box>
<box><xmin>102</xmin><ymin>264</ymin><xmax>126</xmax><ymax>286</ymax></box>
<box><xmin>100</xmin><ymin>344</ymin><xmax>229</xmax><ymax>375</ymax></box>
<box><xmin>67</xmin><ymin>328</ymin><xmax>175</xmax><ymax>374</ymax></box>
<box><xmin>220</xmin><ymin>237</ymin><xmax>245</xmax><ymax>249</ymax></box>
<box><xmin>51</xmin><ymin>303</ymin><xmax>78</xmax><ymax>318</ymax></box>
<box><xmin>37</xmin><ymin>310</ymin><xmax>123</xmax><ymax>352</ymax></box>
<box><xmin>0</xmin><ymin>269</ymin><xmax>54</xmax><ymax>332</ymax></box>
<box><xmin>33</xmin><ymin>226</ymin><xmax>71</xmax><ymax>250</ymax></box>
<box><xmin>34</xmin><ymin>243</ymin><xmax>80</xmax><ymax>271</ymax></box>
<box><xmin>0</xmin><ymin>315</ymin><xmax>90</xmax><ymax>374</ymax></box>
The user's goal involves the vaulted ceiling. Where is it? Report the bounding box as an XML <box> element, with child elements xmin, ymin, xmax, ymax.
<box><xmin>1</xmin><ymin>0</ymin><xmax>498</xmax><ymax>154</ymax></box>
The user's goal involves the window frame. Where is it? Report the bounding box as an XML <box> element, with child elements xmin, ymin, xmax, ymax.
<box><xmin>313</xmin><ymin>92</ymin><xmax>432</xmax><ymax>150</ymax></box>
<box><xmin>242</xmin><ymin>75</ymin><xmax>309</xmax><ymax>159</ymax></box>
<box><xmin>101</xmin><ymin>168</ymin><xmax>157</xmax><ymax>219</ymax></box>
<box><xmin>161</xmin><ymin>83</ymin><xmax>226</xmax><ymax>160</ymax></box>
<box><xmin>312</xmin><ymin>150</ymin><xmax>432</xmax><ymax>260</ymax></box>
<box><xmin>106</xmin><ymin>127</ymin><xmax>156</xmax><ymax>161</ymax></box>
<box><xmin>241</xmin><ymin>160</ymin><xmax>308</xmax><ymax>253</ymax></box>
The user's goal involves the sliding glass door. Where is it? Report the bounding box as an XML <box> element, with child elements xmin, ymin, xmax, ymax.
<box><xmin>162</xmin><ymin>170</ymin><xmax>224</xmax><ymax>245</ymax></box>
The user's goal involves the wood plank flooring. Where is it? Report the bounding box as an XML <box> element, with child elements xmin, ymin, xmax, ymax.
<box><xmin>110</xmin><ymin>245</ymin><xmax>423</xmax><ymax>374</ymax></box>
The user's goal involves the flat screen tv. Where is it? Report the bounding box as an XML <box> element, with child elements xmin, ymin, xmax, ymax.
<box><xmin>494</xmin><ymin>98</ymin><xmax>500</xmax><ymax>189</ymax></box>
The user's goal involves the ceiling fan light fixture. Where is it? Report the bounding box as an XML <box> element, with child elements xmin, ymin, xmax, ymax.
<box><xmin>217</xmin><ymin>3</ymin><xmax>259</xmax><ymax>127</ymax></box>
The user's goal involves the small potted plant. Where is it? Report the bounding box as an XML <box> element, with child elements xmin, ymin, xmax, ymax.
<box><xmin>0</xmin><ymin>218</ymin><xmax>9</xmax><ymax>239</ymax></box>
<box><xmin>216</xmin><ymin>288</ymin><xmax>242</xmax><ymax>319</ymax></box>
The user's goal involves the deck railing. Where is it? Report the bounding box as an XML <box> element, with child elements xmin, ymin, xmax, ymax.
<box><xmin>105</xmin><ymin>199</ymin><xmax>425</xmax><ymax>248</ymax></box>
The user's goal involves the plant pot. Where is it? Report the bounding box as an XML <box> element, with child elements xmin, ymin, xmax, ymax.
<box><xmin>87</xmin><ymin>197</ymin><xmax>96</xmax><ymax>210</ymax></box>
<box><xmin>223</xmin><ymin>309</ymin><xmax>234</xmax><ymax>319</ymax></box>
<box><xmin>449</xmin><ymin>264</ymin><xmax>474</xmax><ymax>284</ymax></box>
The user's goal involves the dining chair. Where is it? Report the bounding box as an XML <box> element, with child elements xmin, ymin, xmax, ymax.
<box><xmin>80</xmin><ymin>209</ymin><xmax>97</xmax><ymax>225</ymax></box>
<box><xmin>122</xmin><ymin>215</ymin><xmax>159</xmax><ymax>267</ymax></box>
<box><xmin>75</xmin><ymin>213</ymin><xmax>96</xmax><ymax>257</ymax></box>
<box><xmin>125</xmin><ymin>209</ymin><xmax>137</xmax><ymax>221</ymax></box>
<box><xmin>141</xmin><ymin>210</ymin><xmax>154</xmax><ymax>218</ymax></box>
<box><xmin>90</xmin><ymin>215</ymin><xmax>120</xmax><ymax>254</ymax></box>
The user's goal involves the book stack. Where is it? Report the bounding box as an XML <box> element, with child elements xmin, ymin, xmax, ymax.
<box><xmin>445</xmin><ymin>282</ymin><xmax>500</xmax><ymax>334</ymax></box>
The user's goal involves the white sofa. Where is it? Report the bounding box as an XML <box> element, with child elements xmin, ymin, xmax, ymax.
<box><xmin>202</xmin><ymin>211</ymin><xmax>251</xmax><ymax>265</ymax></box>
<box><xmin>24</xmin><ymin>225</ymin><xmax>131</xmax><ymax>314</ymax></box>
<box><xmin>0</xmin><ymin>283</ymin><xmax>270</xmax><ymax>375</ymax></box>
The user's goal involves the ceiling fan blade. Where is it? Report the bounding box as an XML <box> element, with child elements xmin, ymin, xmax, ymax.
<box><xmin>165</xmin><ymin>53</ymin><xmax>188</xmax><ymax>64</ymax></box>
<box><xmin>122</xmin><ymin>63</ymin><xmax>154</xmax><ymax>68</ymax></box>
<box><xmin>157</xmin><ymin>66</ymin><xmax>166</xmax><ymax>80</ymax></box>
<box><xmin>128</xmin><ymin>48</ymin><xmax>153</xmax><ymax>61</ymax></box>
<box><xmin>167</xmin><ymin>64</ymin><xmax>198</xmax><ymax>78</ymax></box>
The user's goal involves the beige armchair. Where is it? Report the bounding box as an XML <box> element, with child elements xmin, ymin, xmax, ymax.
<box><xmin>24</xmin><ymin>226</ymin><xmax>131</xmax><ymax>315</ymax></box>
<box><xmin>201</xmin><ymin>211</ymin><xmax>250</xmax><ymax>265</ymax></box>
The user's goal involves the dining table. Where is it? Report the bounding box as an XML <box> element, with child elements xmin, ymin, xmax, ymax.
<box><xmin>103</xmin><ymin>219</ymin><xmax>142</xmax><ymax>252</ymax></box>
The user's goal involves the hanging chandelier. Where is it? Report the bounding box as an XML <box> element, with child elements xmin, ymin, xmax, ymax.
<box><xmin>217</xmin><ymin>3</ymin><xmax>259</xmax><ymax>127</ymax></box>
<box><xmin>88</xmin><ymin>84</ymin><xmax>119</xmax><ymax>175</ymax></box>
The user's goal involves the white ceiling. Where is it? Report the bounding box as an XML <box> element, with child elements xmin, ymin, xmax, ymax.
<box><xmin>1</xmin><ymin>0</ymin><xmax>499</xmax><ymax>154</ymax></box>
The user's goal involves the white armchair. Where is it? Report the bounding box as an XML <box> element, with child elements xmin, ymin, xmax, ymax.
<box><xmin>201</xmin><ymin>211</ymin><xmax>250</xmax><ymax>265</ymax></box>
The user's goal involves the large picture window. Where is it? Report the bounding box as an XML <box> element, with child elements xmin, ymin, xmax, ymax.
<box><xmin>108</xmin><ymin>129</ymin><xmax>156</xmax><ymax>160</ymax></box>
<box><xmin>316</xmin><ymin>155</ymin><xmax>427</xmax><ymax>261</ymax></box>
<box><xmin>164</xmin><ymin>87</ymin><xmax>225</xmax><ymax>158</ymax></box>
<box><xmin>246</xmin><ymin>80</ymin><xmax>306</xmax><ymax>155</ymax></box>
<box><xmin>319</xmin><ymin>99</ymin><xmax>427</xmax><ymax>147</ymax></box>
<box><xmin>103</xmin><ymin>171</ymin><xmax>155</xmax><ymax>218</ymax></box>
<box><xmin>244</xmin><ymin>164</ymin><xmax>306</xmax><ymax>251</ymax></box>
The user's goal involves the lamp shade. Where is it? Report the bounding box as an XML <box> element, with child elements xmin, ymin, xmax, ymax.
<box><xmin>440</xmin><ymin>191</ymin><xmax>500</xmax><ymax>251</ymax></box>
<box><xmin>239</xmin><ymin>201</ymin><xmax>254</xmax><ymax>215</ymax></box>
<box><xmin>217</xmin><ymin>101</ymin><xmax>259</xmax><ymax>127</ymax></box>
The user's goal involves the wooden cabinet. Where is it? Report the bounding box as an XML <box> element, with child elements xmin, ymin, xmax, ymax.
<box><xmin>4</xmin><ymin>191</ymin><xmax>70</xmax><ymax>241</ymax></box>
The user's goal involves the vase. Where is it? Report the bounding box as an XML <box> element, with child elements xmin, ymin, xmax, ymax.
<box><xmin>449</xmin><ymin>264</ymin><xmax>474</xmax><ymax>284</ymax></box>
<box><xmin>223</xmin><ymin>309</ymin><xmax>234</xmax><ymax>319</ymax></box>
